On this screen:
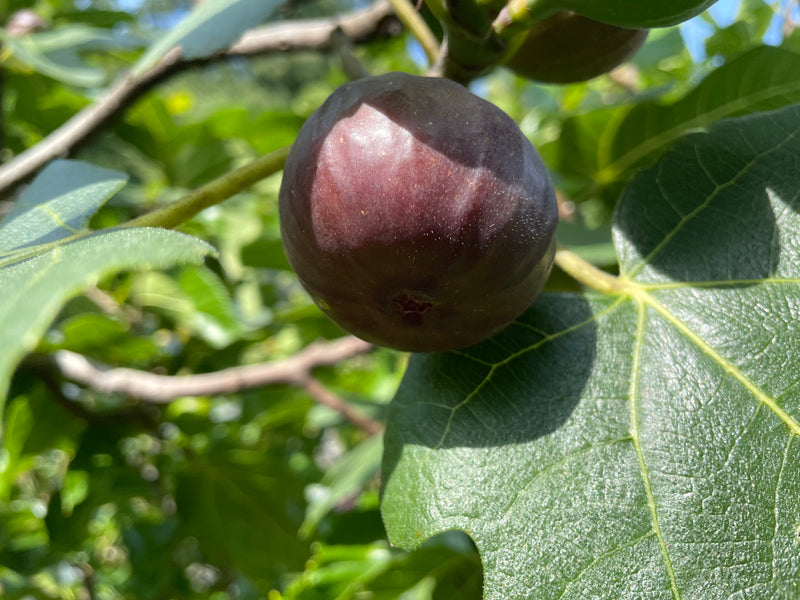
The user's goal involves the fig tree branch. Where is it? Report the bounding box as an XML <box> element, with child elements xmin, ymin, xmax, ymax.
<box><xmin>53</xmin><ymin>336</ymin><xmax>383</xmax><ymax>435</ymax></box>
<box><xmin>124</xmin><ymin>145</ymin><xmax>290</xmax><ymax>229</ymax></box>
<box><xmin>0</xmin><ymin>0</ymin><xmax>399</xmax><ymax>197</ymax></box>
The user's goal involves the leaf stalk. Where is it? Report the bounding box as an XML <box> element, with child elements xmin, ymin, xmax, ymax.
<box><xmin>554</xmin><ymin>245</ymin><xmax>627</xmax><ymax>295</ymax></box>
<box><xmin>387</xmin><ymin>0</ymin><xmax>440</xmax><ymax>65</ymax></box>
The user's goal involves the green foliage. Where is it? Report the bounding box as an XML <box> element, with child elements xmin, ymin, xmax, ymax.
<box><xmin>0</xmin><ymin>160</ymin><xmax>214</xmax><ymax>406</ymax></box>
<box><xmin>2</xmin><ymin>0</ymin><xmax>799</xmax><ymax>599</ymax></box>
<box><xmin>1</xmin><ymin>24</ymin><xmax>143</xmax><ymax>87</ymax></box>
<box><xmin>541</xmin><ymin>45</ymin><xmax>800</xmax><ymax>205</ymax></box>
<box><xmin>383</xmin><ymin>104</ymin><xmax>800</xmax><ymax>599</ymax></box>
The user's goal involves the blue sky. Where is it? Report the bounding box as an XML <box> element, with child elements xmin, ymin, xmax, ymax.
<box><xmin>681</xmin><ymin>0</ymin><xmax>799</xmax><ymax>60</ymax></box>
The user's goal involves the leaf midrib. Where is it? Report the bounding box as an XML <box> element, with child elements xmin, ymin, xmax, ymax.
<box><xmin>630</xmin><ymin>298</ymin><xmax>682</xmax><ymax>599</ymax></box>
<box><xmin>633</xmin><ymin>288</ymin><xmax>800</xmax><ymax>437</ymax></box>
<box><xmin>619</xmin><ymin>283</ymin><xmax>800</xmax><ymax>600</ymax></box>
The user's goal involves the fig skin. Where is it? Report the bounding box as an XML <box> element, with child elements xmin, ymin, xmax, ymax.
<box><xmin>505</xmin><ymin>12</ymin><xmax>648</xmax><ymax>84</ymax></box>
<box><xmin>279</xmin><ymin>72</ymin><xmax>557</xmax><ymax>352</ymax></box>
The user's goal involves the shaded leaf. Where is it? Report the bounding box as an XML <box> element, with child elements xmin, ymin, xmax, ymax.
<box><xmin>130</xmin><ymin>265</ymin><xmax>243</xmax><ymax>348</ymax></box>
<box><xmin>175</xmin><ymin>448</ymin><xmax>307</xmax><ymax>588</ymax></box>
<box><xmin>603</xmin><ymin>45</ymin><xmax>800</xmax><ymax>185</ymax></box>
<box><xmin>382</xmin><ymin>104</ymin><xmax>800</xmax><ymax>599</ymax></box>
<box><xmin>241</xmin><ymin>236</ymin><xmax>292</xmax><ymax>271</ymax></box>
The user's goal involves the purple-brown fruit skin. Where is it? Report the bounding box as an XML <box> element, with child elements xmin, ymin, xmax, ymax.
<box><xmin>279</xmin><ymin>72</ymin><xmax>557</xmax><ymax>352</ymax></box>
<box><xmin>506</xmin><ymin>13</ymin><xmax>648</xmax><ymax>84</ymax></box>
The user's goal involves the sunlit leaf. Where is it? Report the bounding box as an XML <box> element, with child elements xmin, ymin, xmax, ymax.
<box><xmin>383</xmin><ymin>104</ymin><xmax>800</xmax><ymax>599</ymax></box>
<box><xmin>0</xmin><ymin>160</ymin><xmax>214</xmax><ymax>415</ymax></box>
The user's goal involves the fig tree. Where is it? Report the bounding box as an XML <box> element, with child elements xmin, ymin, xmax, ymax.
<box><xmin>279</xmin><ymin>72</ymin><xmax>557</xmax><ymax>352</ymax></box>
<box><xmin>505</xmin><ymin>12</ymin><xmax>647</xmax><ymax>84</ymax></box>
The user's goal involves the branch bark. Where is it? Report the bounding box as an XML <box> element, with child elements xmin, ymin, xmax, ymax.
<box><xmin>0</xmin><ymin>0</ymin><xmax>399</xmax><ymax>197</ymax></box>
<box><xmin>53</xmin><ymin>336</ymin><xmax>383</xmax><ymax>434</ymax></box>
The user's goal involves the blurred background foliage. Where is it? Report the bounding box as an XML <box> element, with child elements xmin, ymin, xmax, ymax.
<box><xmin>0</xmin><ymin>0</ymin><xmax>798</xmax><ymax>598</ymax></box>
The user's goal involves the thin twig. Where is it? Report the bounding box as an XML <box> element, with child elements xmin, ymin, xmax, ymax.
<box><xmin>53</xmin><ymin>336</ymin><xmax>383</xmax><ymax>434</ymax></box>
<box><xmin>330</xmin><ymin>27</ymin><xmax>371</xmax><ymax>80</ymax></box>
<box><xmin>783</xmin><ymin>0</ymin><xmax>798</xmax><ymax>37</ymax></box>
<box><xmin>0</xmin><ymin>1</ymin><xmax>398</xmax><ymax>197</ymax></box>
<box><xmin>385</xmin><ymin>0</ymin><xmax>439</xmax><ymax>65</ymax></box>
<box><xmin>303</xmin><ymin>377</ymin><xmax>384</xmax><ymax>435</ymax></box>
<box><xmin>84</xmin><ymin>285</ymin><xmax>143</xmax><ymax>324</ymax></box>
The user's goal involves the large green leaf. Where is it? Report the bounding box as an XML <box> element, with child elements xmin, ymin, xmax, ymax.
<box><xmin>382</xmin><ymin>105</ymin><xmax>800</xmax><ymax>598</ymax></box>
<box><xmin>0</xmin><ymin>159</ymin><xmax>214</xmax><ymax>414</ymax></box>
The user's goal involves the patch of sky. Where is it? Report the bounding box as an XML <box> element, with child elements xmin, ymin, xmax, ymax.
<box><xmin>764</xmin><ymin>0</ymin><xmax>799</xmax><ymax>45</ymax></box>
<box><xmin>406</xmin><ymin>37</ymin><xmax>428</xmax><ymax>69</ymax></box>
<box><xmin>708</xmin><ymin>0</ymin><xmax>742</xmax><ymax>26</ymax></box>
<box><xmin>469</xmin><ymin>77</ymin><xmax>489</xmax><ymax>100</ymax></box>
<box><xmin>114</xmin><ymin>0</ymin><xmax>147</xmax><ymax>12</ymax></box>
<box><xmin>680</xmin><ymin>16</ymin><xmax>715</xmax><ymax>62</ymax></box>
<box><xmin>74</xmin><ymin>0</ymin><xmax>189</xmax><ymax>29</ymax></box>
<box><xmin>682</xmin><ymin>0</ymin><xmax>793</xmax><ymax>61</ymax></box>
<box><xmin>141</xmin><ymin>6</ymin><xmax>191</xmax><ymax>30</ymax></box>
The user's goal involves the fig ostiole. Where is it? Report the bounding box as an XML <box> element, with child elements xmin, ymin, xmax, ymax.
<box><xmin>505</xmin><ymin>12</ymin><xmax>648</xmax><ymax>84</ymax></box>
<box><xmin>279</xmin><ymin>72</ymin><xmax>558</xmax><ymax>352</ymax></box>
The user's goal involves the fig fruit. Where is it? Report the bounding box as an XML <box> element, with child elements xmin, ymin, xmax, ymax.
<box><xmin>279</xmin><ymin>72</ymin><xmax>557</xmax><ymax>352</ymax></box>
<box><xmin>505</xmin><ymin>12</ymin><xmax>647</xmax><ymax>84</ymax></box>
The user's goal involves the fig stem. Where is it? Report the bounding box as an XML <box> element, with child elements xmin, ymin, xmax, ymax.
<box><xmin>554</xmin><ymin>245</ymin><xmax>626</xmax><ymax>295</ymax></box>
<box><xmin>123</xmin><ymin>145</ymin><xmax>291</xmax><ymax>230</ymax></box>
<box><xmin>386</xmin><ymin>0</ymin><xmax>439</xmax><ymax>66</ymax></box>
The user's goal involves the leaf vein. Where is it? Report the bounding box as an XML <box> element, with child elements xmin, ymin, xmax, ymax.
<box><xmin>629</xmin><ymin>121</ymin><xmax>800</xmax><ymax>279</ymax></box>
<box><xmin>556</xmin><ymin>529</ymin><xmax>658</xmax><ymax>600</ymax></box>
<box><xmin>771</xmin><ymin>433</ymin><xmax>794</xmax><ymax>586</ymax></box>
<box><xmin>431</xmin><ymin>298</ymin><xmax>627</xmax><ymax>449</ymax></box>
<box><xmin>630</xmin><ymin>299</ymin><xmax>683</xmax><ymax>600</ymax></box>
<box><xmin>639</xmin><ymin>291</ymin><xmax>800</xmax><ymax>436</ymax></box>
<box><xmin>500</xmin><ymin>435</ymin><xmax>634</xmax><ymax>522</ymax></box>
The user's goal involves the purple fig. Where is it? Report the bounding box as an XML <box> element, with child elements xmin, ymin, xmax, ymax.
<box><xmin>506</xmin><ymin>12</ymin><xmax>648</xmax><ymax>84</ymax></box>
<box><xmin>279</xmin><ymin>72</ymin><xmax>557</xmax><ymax>352</ymax></box>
